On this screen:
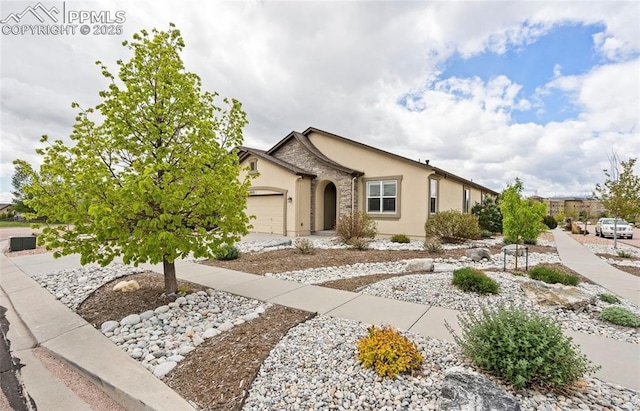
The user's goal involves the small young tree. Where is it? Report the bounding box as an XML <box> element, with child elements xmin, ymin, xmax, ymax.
<box><xmin>471</xmin><ymin>197</ymin><xmax>503</xmax><ymax>233</ymax></box>
<box><xmin>11</xmin><ymin>161</ymin><xmax>36</xmax><ymax>214</ymax></box>
<box><xmin>19</xmin><ymin>24</ymin><xmax>252</xmax><ymax>295</ymax></box>
<box><xmin>594</xmin><ymin>156</ymin><xmax>640</xmax><ymax>248</ymax></box>
<box><xmin>499</xmin><ymin>179</ymin><xmax>547</xmax><ymax>269</ymax></box>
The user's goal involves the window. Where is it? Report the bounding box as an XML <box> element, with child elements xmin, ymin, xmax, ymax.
<box><xmin>463</xmin><ymin>187</ymin><xmax>471</xmax><ymax>213</ymax></box>
<box><xmin>367</xmin><ymin>180</ymin><xmax>397</xmax><ymax>213</ymax></box>
<box><xmin>429</xmin><ymin>178</ymin><xmax>438</xmax><ymax>214</ymax></box>
<box><xmin>249</xmin><ymin>159</ymin><xmax>257</xmax><ymax>174</ymax></box>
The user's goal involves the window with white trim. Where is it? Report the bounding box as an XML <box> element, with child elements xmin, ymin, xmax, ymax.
<box><xmin>463</xmin><ymin>187</ymin><xmax>471</xmax><ymax>213</ymax></box>
<box><xmin>367</xmin><ymin>180</ymin><xmax>397</xmax><ymax>213</ymax></box>
<box><xmin>429</xmin><ymin>179</ymin><xmax>438</xmax><ymax>214</ymax></box>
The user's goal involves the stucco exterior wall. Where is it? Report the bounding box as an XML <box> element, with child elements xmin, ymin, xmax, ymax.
<box><xmin>437</xmin><ymin>178</ymin><xmax>463</xmax><ymax>212</ymax></box>
<box><xmin>240</xmin><ymin>155</ymin><xmax>303</xmax><ymax>236</ymax></box>
<box><xmin>307</xmin><ymin>131</ymin><xmax>430</xmax><ymax>237</ymax></box>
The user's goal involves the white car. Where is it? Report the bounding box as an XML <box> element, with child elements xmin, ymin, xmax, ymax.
<box><xmin>595</xmin><ymin>218</ymin><xmax>634</xmax><ymax>239</ymax></box>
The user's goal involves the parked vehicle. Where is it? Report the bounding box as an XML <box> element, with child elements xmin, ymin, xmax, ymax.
<box><xmin>595</xmin><ymin>218</ymin><xmax>634</xmax><ymax>239</ymax></box>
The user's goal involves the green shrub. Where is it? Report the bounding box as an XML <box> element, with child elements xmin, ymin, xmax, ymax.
<box><xmin>453</xmin><ymin>306</ymin><xmax>599</xmax><ymax>389</ymax></box>
<box><xmin>543</xmin><ymin>215</ymin><xmax>558</xmax><ymax>229</ymax></box>
<box><xmin>293</xmin><ymin>238</ymin><xmax>315</xmax><ymax>255</ymax></box>
<box><xmin>424</xmin><ymin>210</ymin><xmax>481</xmax><ymax>243</ymax></box>
<box><xmin>523</xmin><ymin>238</ymin><xmax>537</xmax><ymax>245</ymax></box>
<box><xmin>471</xmin><ymin>197</ymin><xmax>503</xmax><ymax>233</ymax></box>
<box><xmin>336</xmin><ymin>211</ymin><xmax>377</xmax><ymax>243</ymax></box>
<box><xmin>617</xmin><ymin>250</ymin><xmax>633</xmax><ymax>258</ymax></box>
<box><xmin>348</xmin><ymin>237</ymin><xmax>370</xmax><ymax>250</ymax></box>
<box><xmin>423</xmin><ymin>237</ymin><xmax>444</xmax><ymax>254</ymax></box>
<box><xmin>452</xmin><ymin>267</ymin><xmax>499</xmax><ymax>295</ymax></box>
<box><xmin>480</xmin><ymin>229</ymin><xmax>492</xmax><ymax>238</ymax></box>
<box><xmin>390</xmin><ymin>234</ymin><xmax>410</xmax><ymax>243</ymax></box>
<box><xmin>528</xmin><ymin>266</ymin><xmax>579</xmax><ymax>286</ymax></box>
<box><xmin>215</xmin><ymin>244</ymin><xmax>239</xmax><ymax>260</ymax></box>
<box><xmin>598</xmin><ymin>293</ymin><xmax>621</xmax><ymax>304</ymax></box>
<box><xmin>600</xmin><ymin>307</ymin><xmax>640</xmax><ymax>327</ymax></box>
<box><xmin>357</xmin><ymin>326</ymin><xmax>423</xmax><ymax>378</ymax></box>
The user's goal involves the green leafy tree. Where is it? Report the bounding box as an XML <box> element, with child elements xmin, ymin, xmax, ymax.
<box><xmin>471</xmin><ymin>197</ymin><xmax>503</xmax><ymax>233</ymax></box>
<box><xmin>10</xmin><ymin>161</ymin><xmax>36</xmax><ymax>214</ymax></box>
<box><xmin>594</xmin><ymin>156</ymin><xmax>640</xmax><ymax>248</ymax></box>
<box><xmin>499</xmin><ymin>179</ymin><xmax>547</xmax><ymax>269</ymax></box>
<box><xmin>19</xmin><ymin>24</ymin><xmax>252</xmax><ymax>295</ymax></box>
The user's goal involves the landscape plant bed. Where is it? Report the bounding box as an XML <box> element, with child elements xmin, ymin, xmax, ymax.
<box><xmin>165</xmin><ymin>305</ymin><xmax>314</xmax><ymax>411</ymax></box>
<box><xmin>596</xmin><ymin>253</ymin><xmax>640</xmax><ymax>262</ymax></box>
<box><xmin>201</xmin><ymin>244</ymin><xmax>556</xmax><ymax>275</ymax></box>
<box><xmin>611</xmin><ymin>264</ymin><xmax>640</xmax><ymax>278</ymax></box>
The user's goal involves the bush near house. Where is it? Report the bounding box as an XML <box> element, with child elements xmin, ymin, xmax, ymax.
<box><xmin>453</xmin><ymin>306</ymin><xmax>599</xmax><ymax>390</ymax></box>
<box><xmin>293</xmin><ymin>238</ymin><xmax>315</xmax><ymax>255</ymax></box>
<box><xmin>390</xmin><ymin>234</ymin><xmax>410</xmax><ymax>243</ymax></box>
<box><xmin>452</xmin><ymin>267</ymin><xmax>499</xmax><ymax>294</ymax></box>
<box><xmin>471</xmin><ymin>197</ymin><xmax>503</xmax><ymax>233</ymax></box>
<box><xmin>357</xmin><ymin>326</ymin><xmax>423</xmax><ymax>378</ymax></box>
<box><xmin>336</xmin><ymin>211</ymin><xmax>377</xmax><ymax>244</ymax></box>
<box><xmin>424</xmin><ymin>210</ymin><xmax>481</xmax><ymax>243</ymax></box>
<box><xmin>215</xmin><ymin>244</ymin><xmax>240</xmax><ymax>261</ymax></box>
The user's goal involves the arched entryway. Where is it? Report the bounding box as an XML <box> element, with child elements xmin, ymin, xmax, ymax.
<box><xmin>323</xmin><ymin>182</ymin><xmax>337</xmax><ymax>230</ymax></box>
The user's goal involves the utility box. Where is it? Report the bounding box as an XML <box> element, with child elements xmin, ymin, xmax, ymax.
<box><xmin>9</xmin><ymin>236</ymin><xmax>37</xmax><ymax>252</ymax></box>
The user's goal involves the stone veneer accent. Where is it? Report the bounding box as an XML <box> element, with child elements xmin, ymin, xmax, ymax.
<box><xmin>272</xmin><ymin>138</ymin><xmax>357</xmax><ymax>232</ymax></box>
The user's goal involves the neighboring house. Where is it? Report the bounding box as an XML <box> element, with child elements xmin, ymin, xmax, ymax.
<box><xmin>238</xmin><ymin>127</ymin><xmax>498</xmax><ymax>238</ymax></box>
<box><xmin>0</xmin><ymin>204</ymin><xmax>12</xmax><ymax>214</ymax></box>
<box><xmin>531</xmin><ymin>196</ymin><xmax>605</xmax><ymax>219</ymax></box>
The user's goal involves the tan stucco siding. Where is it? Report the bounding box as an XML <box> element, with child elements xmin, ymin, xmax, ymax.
<box><xmin>436</xmin><ymin>178</ymin><xmax>463</xmax><ymax>212</ymax></box>
<box><xmin>240</xmin><ymin>156</ymin><xmax>305</xmax><ymax>236</ymax></box>
<box><xmin>296</xmin><ymin>177</ymin><xmax>312</xmax><ymax>236</ymax></box>
<box><xmin>305</xmin><ymin>132</ymin><xmax>429</xmax><ymax>237</ymax></box>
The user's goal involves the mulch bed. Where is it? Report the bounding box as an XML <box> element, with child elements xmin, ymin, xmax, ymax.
<box><xmin>202</xmin><ymin>244</ymin><xmax>556</xmax><ymax>275</ymax></box>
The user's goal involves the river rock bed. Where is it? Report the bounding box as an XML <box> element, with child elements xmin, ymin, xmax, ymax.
<box><xmin>243</xmin><ymin>316</ymin><xmax>640</xmax><ymax>411</ymax></box>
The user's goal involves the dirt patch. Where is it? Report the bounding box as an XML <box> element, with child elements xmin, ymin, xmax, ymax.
<box><xmin>596</xmin><ymin>253</ymin><xmax>640</xmax><ymax>262</ymax></box>
<box><xmin>165</xmin><ymin>305</ymin><xmax>313</xmax><ymax>411</ymax></box>
<box><xmin>321</xmin><ymin>272</ymin><xmax>424</xmax><ymax>291</ymax></box>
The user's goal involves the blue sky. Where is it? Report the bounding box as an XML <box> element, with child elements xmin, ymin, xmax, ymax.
<box><xmin>400</xmin><ymin>23</ymin><xmax>610</xmax><ymax>125</ymax></box>
<box><xmin>1</xmin><ymin>1</ymin><xmax>639</xmax><ymax>202</ymax></box>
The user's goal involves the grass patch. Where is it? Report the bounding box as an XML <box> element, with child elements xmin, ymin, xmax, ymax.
<box><xmin>452</xmin><ymin>267</ymin><xmax>499</xmax><ymax>295</ymax></box>
<box><xmin>600</xmin><ymin>307</ymin><xmax>640</xmax><ymax>327</ymax></box>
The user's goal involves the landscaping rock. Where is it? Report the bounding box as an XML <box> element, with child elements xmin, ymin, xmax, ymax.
<box><xmin>101</xmin><ymin>320</ymin><xmax>119</xmax><ymax>333</ymax></box>
<box><xmin>465</xmin><ymin>248</ymin><xmax>491</xmax><ymax>262</ymax></box>
<box><xmin>120</xmin><ymin>314</ymin><xmax>141</xmax><ymax>326</ymax></box>
<box><xmin>153</xmin><ymin>361</ymin><xmax>177</xmax><ymax>379</ymax></box>
<box><xmin>112</xmin><ymin>279</ymin><xmax>140</xmax><ymax>292</ymax></box>
<box><xmin>404</xmin><ymin>258</ymin><xmax>434</xmax><ymax>273</ymax></box>
<box><xmin>439</xmin><ymin>366</ymin><xmax>521</xmax><ymax>411</ymax></box>
<box><xmin>520</xmin><ymin>280</ymin><xmax>595</xmax><ymax>311</ymax></box>
<box><xmin>501</xmin><ymin>244</ymin><xmax>525</xmax><ymax>256</ymax></box>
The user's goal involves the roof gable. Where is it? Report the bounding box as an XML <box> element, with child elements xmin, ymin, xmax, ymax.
<box><xmin>238</xmin><ymin>147</ymin><xmax>316</xmax><ymax>177</ymax></box>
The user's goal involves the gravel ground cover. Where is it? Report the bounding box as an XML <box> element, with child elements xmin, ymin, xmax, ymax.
<box><xmin>19</xmin><ymin>231</ymin><xmax>640</xmax><ymax>410</ymax></box>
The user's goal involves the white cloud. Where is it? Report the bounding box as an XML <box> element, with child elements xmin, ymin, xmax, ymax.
<box><xmin>0</xmin><ymin>0</ymin><xmax>638</xmax><ymax>200</ymax></box>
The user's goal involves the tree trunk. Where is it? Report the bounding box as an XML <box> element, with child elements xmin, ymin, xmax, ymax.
<box><xmin>163</xmin><ymin>258</ymin><xmax>177</xmax><ymax>295</ymax></box>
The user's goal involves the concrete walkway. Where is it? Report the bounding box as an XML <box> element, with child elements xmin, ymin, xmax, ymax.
<box><xmin>553</xmin><ymin>229</ymin><xmax>640</xmax><ymax>305</ymax></box>
<box><xmin>1</xmin><ymin>237</ymin><xmax>639</xmax><ymax>410</ymax></box>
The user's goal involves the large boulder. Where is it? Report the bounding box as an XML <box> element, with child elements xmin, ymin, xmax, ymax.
<box><xmin>404</xmin><ymin>258</ymin><xmax>434</xmax><ymax>273</ymax></box>
<box><xmin>520</xmin><ymin>280</ymin><xmax>594</xmax><ymax>311</ymax></box>
<box><xmin>439</xmin><ymin>366</ymin><xmax>521</xmax><ymax>411</ymax></box>
<box><xmin>113</xmin><ymin>280</ymin><xmax>140</xmax><ymax>292</ymax></box>
<box><xmin>501</xmin><ymin>244</ymin><xmax>525</xmax><ymax>256</ymax></box>
<box><xmin>466</xmin><ymin>248</ymin><xmax>491</xmax><ymax>262</ymax></box>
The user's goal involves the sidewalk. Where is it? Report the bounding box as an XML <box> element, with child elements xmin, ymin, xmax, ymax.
<box><xmin>1</xmin><ymin>236</ymin><xmax>639</xmax><ymax>411</ymax></box>
<box><xmin>552</xmin><ymin>229</ymin><xmax>640</xmax><ymax>305</ymax></box>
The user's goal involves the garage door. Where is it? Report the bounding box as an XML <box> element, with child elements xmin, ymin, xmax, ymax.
<box><xmin>246</xmin><ymin>194</ymin><xmax>284</xmax><ymax>235</ymax></box>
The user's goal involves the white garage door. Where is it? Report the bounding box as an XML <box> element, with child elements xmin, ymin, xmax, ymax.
<box><xmin>246</xmin><ymin>194</ymin><xmax>284</xmax><ymax>235</ymax></box>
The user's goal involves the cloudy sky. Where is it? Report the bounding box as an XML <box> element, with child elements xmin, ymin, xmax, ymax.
<box><xmin>1</xmin><ymin>0</ymin><xmax>639</xmax><ymax>204</ymax></box>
